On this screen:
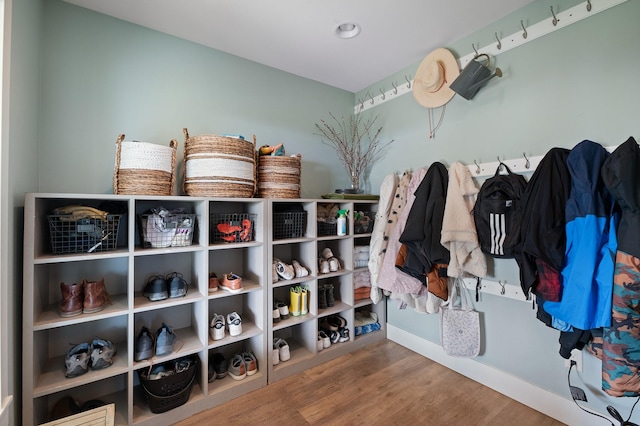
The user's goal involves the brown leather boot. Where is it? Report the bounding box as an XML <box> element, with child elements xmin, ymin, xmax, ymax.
<box><xmin>83</xmin><ymin>278</ymin><xmax>110</xmax><ymax>314</ymax></box>
<box><xmin>58</xmin><ymin>282</ymin><xmax>83</xmax><ymax>317</ymax></box>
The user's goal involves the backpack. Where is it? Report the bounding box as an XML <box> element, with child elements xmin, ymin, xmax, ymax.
<box><xmin>473</xmin><ymin>163</ymin><xmax>527</xmax><ymax>258</ymax></box>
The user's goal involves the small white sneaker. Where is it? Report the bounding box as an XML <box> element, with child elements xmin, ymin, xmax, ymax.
<box><xmin>319</xmin><ymin>259</ymin><xmax>330</xmax><ymax>274</ymax></box>
<box><xmin>209</xmin><ymin>313</ymin><xmax>225</xmax><ymax>341</ymax></box>
<box><xmin>272</xmin><ymin>347</ymin><xmax>280</xmax><ymax>365</ymax></box>
<box><xmin>274</xmin><ymin>338</ymin><xmax>291</xmax><ymax>362</ymax></box>
<box><xmin>275</xmin><ymin>260</ymin><xmax>295</xmax><ymax>280</ymax></box>
<box><xmin>322</xmin><ymin>248</ymin><xmax>334</xmax><ymax>259</ymax></box>
<box><xmin>292</xmin><ymin>260</ymin><xmax>309</xmax><ymax>278</ymax></box>
<box><xmin>272</xmin><ymin>262</ymin><xmax>279</xmax><ymax>283</ymax></box>
<box><xmin>328</xmin><ymin>257</ymin><xmax>340</xmax><ymax>272</ymax></box>
<box><xmin>227</xmin><ymin>312</ymin><xmax>242</xmax><ymax>337</ymax></box>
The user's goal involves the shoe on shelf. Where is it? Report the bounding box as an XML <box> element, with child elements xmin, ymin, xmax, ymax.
<box><xmin>220</xmin><ymin>273</ymin><xmax>243</xmax><ymax>293</ymax></box>
<box><xmin>319</xmin><ymin>330</ymin><xmax>331</xmax><ymax>349</ymax></box>
<box><xmin>227</xmin><ymin>312</ymin><xmax>243</xmax><ymax>337</ymax></box>
<box><xmin>322</xmin><ymin>248</ymin><xmax>334</xmax><ymax>259</ymax></box>
<box><xmin>318</xmin><ymin>284</ymin><xmax>328</xmax><ymax>309</ymax></box>
<box><xmin>319</xmin><ymin>259</ymin><xmax>330</xmax><ymax>274</ymax></box>
<box><xmin>289</xmin><ymin>287</ymin><xmax>301</xmax><ymax>317</ymax></box>
<box><xmin>276</xmin><ymin>300</ymin><xmax>289</xmax><ymax>320</ymax></box>
<box><xmin>82</xmin><ymin>278</ymin><xmax>111</xmax><ymax>314</ymax></box>
<box><xmin>272</xmin><ymin>346</ymin><xmax>280</xmax><ymax>366</ymax></box>
<box><xmin>320</xmin><ymin>316</ymin><xmax>340</xmax><ymax>332</ymax></box>
<box><xmin>329</xmin><ymin>329</ymin><xmax>340</xmax><ymax>344</ymax></box>
<box><xmin>228</xmin><ymin>354</ymin><xmax>247</xmax><ymax>381</ymax></box>
<box><xmin>274</xmin><ymin>338</ymin><xmax>291</xmax><ymax>362</ymax></box>
<box><xmin>209</xmin><ymin>272</ymin><xmax>219</xmax><ymax>293</ymax></box>
<box><xmin>273</xmin><ymin>304</ymin><xmax>281</xmax><ymax>324</ymax></box>
<box><xmin>143</xmin><ymin>275</ymin><xmax>168</xmax><ymax>302</ymax></box>
<box><xmin>155</xmin><ymin>323</ymin><xmax>176</xmax><ymax>356</ymax></box>
<box><xmin>209</xmin><ymin>313</ymin><xmax>226</xmax><ymax>341</ymax></box>
<box><xmin>243</xmin><ymin>351</ymin><xmax>258</xmax><ymax>376</ymax></box>
<box><xmin>339</xmin><ymin>327</ymin><xmax>350</xmax><ymax>343</ymax></box>
<box><xmin>166</xmin><ymin>272</ymin><xmax>188</xmax><ymax>298</ymax></box>
<box><xmin>208</xmin><ymin>361</ymin><xmax>217</xmax><ymax>382</ymax></box>
<box><xmin>272</xmin><ymin>262</ymin><xmax>279</xmax><ymax>283</ymax></box>
<box><xmin>292</xmin><ymin>260</ymin><xmax>309</xmax><ymax>278</ymax></box>
<box><xmin>58</xmin><ymin>282</ymin><xmax>84</xmax><ymax>318</ymax></box>
<box><xmin>135</xmin><ymin>326</ymin><xmax>155</xmax><ymax>362</ymax></box>
<box><xmin>328</xmin><ymin>257</ymin><xmax>340</xmax><ymax>272</ymax></box>
<box><xmin>300</xmin><ymin>286</ymin><xmax>308</xmax><ymax>316</ymax></box>
<box><xmin>326</xmin><ymin>284</ymin><xmax>335</xmax><ymax>307</ymax></box>
<box><xmin>275</xmin><ymin>260</ymin><xmax>295</xmax><ymax>280</ymax></box>
<box><xmin>211</xmin><ymin>352</ymin><xmax>228</xmax><ymax>379</ymax></box>
<box><xmin>65</xmin><ymin>342</ymin><xmax>91</xmax><ymax>378</ymax></box>
<box><xmin>90</xmin><ymin>338</ymin><xmax>116</xmax><ymax>370</ymax></box>
<box><xmin>317</xmin><ymin>333</ymin><xmax>324</xmax><ymax>351</ymax></box>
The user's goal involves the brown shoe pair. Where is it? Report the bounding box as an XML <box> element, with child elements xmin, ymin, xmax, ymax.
<box><xmin>58</xmin><ymin>278</ymin><xmax>110</xmax><ymax>317</ymax></box>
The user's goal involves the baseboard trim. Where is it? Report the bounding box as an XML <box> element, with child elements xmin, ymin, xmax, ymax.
<box><xmin>387</xmin><ymin>324</ymin><xmax>606</xmax><ymax>425</ymax></box>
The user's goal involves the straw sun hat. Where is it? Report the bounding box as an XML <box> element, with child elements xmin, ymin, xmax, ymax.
<box><xmin>412</xmin><ymin>48</ymin><xmax>460</xmax><ymax>108</ymax></box>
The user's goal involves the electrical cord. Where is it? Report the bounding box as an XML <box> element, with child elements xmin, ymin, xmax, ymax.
<box><xmin>568</xmin><ymin>360</ymin><xmax>640</xmax><ymax>426</ymax></box>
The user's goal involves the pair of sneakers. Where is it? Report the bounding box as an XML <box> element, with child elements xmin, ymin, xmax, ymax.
<box><xmin>272</xmin><ymin>338</ymin><xmax>291</xmax><ymax>365</ymax></box>
<box><xmin>228</xmin><ymin>351</ymin><xmax>258</xmax><ymax>381</ymax></box>
<box><xmin>135</xmin><ymin>323</ymin><xmax>177</xmax><ymax>361</ymax></box>
<box><xmin>143</xmin><ymin>272</ymin><xmax>188</xmax><ymax>301</ymax></box>
<box><xmin>209</xmin><ymin>312</ymin><xmax>243</xmax><ymax>340</ymax></box>
<box><xmin>64</xmin><ymin>338</ymin><xmax>117</xmax><ymax>378</ymax></box>
<box><xmin>274</xmin><ymin>259</ymin><xmax>309</xmax><ymax>281</ymax></box>
<box><xmin>319</xmin><ymin>248</ymin><xmax>340</xmax><ymax>274</ymax></box>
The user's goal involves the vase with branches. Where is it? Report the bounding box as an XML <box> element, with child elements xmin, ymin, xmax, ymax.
<box><xmin>315</xmin><ymin>113</ymin><xmax>394</xmax><ymax>193</ymax></box>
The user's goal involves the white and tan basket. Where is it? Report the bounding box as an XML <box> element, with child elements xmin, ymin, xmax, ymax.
<box><xmin>113</xmin><ymin>134</ymin><xmax>177</xmax><ymax>196</ymax></box>
<box><xmin>182</xmin><ymin>128</ymin><xmax>256</xmax><ymax>198</ymax></box>
<box><xmin>257</xmin><ymin>154</ymin><xmax>302</xmax><ymax>198</ymax></box>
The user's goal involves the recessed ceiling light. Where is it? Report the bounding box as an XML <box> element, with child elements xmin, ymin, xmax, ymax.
<box><xmin>336</xmin><ymin>23</ymin><xmax>361</xmax><ymax>39</ymax></box>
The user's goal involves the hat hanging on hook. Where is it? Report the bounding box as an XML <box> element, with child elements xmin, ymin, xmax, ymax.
<box><xmin>412</xmin><ymin>48</ymin><xmax>460</xmax><ymax>108</ymax></box>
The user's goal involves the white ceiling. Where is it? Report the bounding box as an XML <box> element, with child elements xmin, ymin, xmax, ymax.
<box><xmin>63</xmin><ymin>0</ymin><xmax>535</xmax><ymax>93</ymax></box>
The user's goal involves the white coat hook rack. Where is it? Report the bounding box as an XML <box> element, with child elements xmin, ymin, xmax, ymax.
<box><xmin>461</xmin><ymin>278</ymin><xmax>529</xmax><ymax>302</ymax></box>
<box><xmin>354</xmin><ymin>0</ymin><xmax>629</xmax><ymax>114</ymax></box>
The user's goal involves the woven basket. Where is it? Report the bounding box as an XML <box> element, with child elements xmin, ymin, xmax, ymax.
<box><xmin>257</xmin><ymin>154</ymin><xmax>302</xmax><ymax>198</ymax></box>
<box><xmin>113</xmin><ymin>134</ymin><xmax>177</xmax><ymax>196</ymax></box>
<box><xmin>183</xmin><ymin>128</ymin><xmax>256</xmax><ymax>198</ymax></box>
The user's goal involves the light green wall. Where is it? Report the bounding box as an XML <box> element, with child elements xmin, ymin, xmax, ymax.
<box><xmin>38</xmin><ymin>0</ymin><xmax>353</xmax><ymax>197</ymax></box>
<box><xmin>355</xmin><ymin>0</ymin><xmax>640</xmax><ymax>418</ymax></box>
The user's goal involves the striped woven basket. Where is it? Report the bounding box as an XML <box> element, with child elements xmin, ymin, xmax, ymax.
<box><xmin>113</xmin><ymin>134</ymin><xmax>177</xmax><ymax>196</ymax></box>
<box><xmin>257</xmin><ymin>154</ymin><xmax>302</xmax><ymax>198</ymax></box>
<box><xmin>183</xmin><ymin>128</ymin><xmax>256</xmax><ymax>198</ymax></box>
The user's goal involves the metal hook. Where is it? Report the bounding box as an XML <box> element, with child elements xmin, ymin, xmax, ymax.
<box><xmin>523</xmin><ymin>152</ymin><xmax>530</xmax><ymax>169</ymax></box>
<box><xmin>499</xmin><ymin>280</ymin><xmax>506</xmax><ymax>295</ymax></box>
<box><xmin>550</xmin><ymin>6</ymin><xmax>558</xmax><ymax>26</ymax></box>
<box><xmin>379</xmin><ymin>88</ymin><xmax>386</xmax><ymax>100</ymax></box>
<box><xmin>495</xmin><ymin>32</ymin><xmax>502</xmax><ymax>50</ymax></box>
<box><xmin>520</xmin><ymin>20</ymin><xmax>528</xmax><ymax>39</ymax></box>
<box><xmin>405</xmin><ymin>75</ymin><xmax>412</xmax><ymax>89</ymax></box>
<box><xmin>368</xmin><ymin>93</ymin><xmax>374</xmax><ymax>105</ymax></box>
<box><xmin>497</xmin><ymin>156</ymin><xmax>504</xmax><ymax>172</ymax></box>
<box><xmin>472</xmin><ymin>43</ymin><xmax>478</xmax><ymax>56</ymax></box>
<box><xmin>474</xmin><ymin>160</ymin><xmax>481</xmax><ymax>175</ymax></box>
<box><xmin>359</xmin><ymin>98</ymin><xmax>364</xmax><ymax>109</ymax></box>
<box><xmin>586</xmin><ymin>0</ymin><xmax>592</xmax><ymax>12</ymax></box>
<box><xmin>392</xmin><ymin>82</ymin><xmax>398</xmax><ymax>95</ymax></box>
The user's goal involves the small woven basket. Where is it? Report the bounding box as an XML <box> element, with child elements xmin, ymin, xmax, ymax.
<box><xmin>183</xmin><ymin>128</ymin><xmax>256</xmax><ymax>198</ymax></box>
<box><xmin>113</xmin><ymin>134</ymin><xmax>177</xmax><ymax>196</ymax></box>
<box><xmin>257</xmin><ymin>154</ymin><xmax>302</xmax><ymax>198</ymax></box>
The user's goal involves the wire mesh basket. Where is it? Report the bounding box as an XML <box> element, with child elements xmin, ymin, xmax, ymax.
<box><xmin>273</xmin><ymin>211</ymin><xmax>307</xmax><ymax>240</ymax></box>
<box><xmin>210</xmin><ymin>213</ymin><xmax>257</xmax><ymax>243</ymax></box>
<box><xmin>354</xmin><ymin>212</ymin><xmax>374</xmax><ymax>234</ymax></box>
<box><xmin>48</xmin><ymin>214</ymin><xmax>122</xmax><ymax>255</ymax></box>
<box><xmin>139</xmin><ymin>213</ymin><xmax>197</xmax><ymax>248</ymax></box>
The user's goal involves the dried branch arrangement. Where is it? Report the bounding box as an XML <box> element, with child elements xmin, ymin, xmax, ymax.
<box><xmin>314</xmin><ymin>113</ymin><xmax>394</xmax><ymax>190</ymax></box>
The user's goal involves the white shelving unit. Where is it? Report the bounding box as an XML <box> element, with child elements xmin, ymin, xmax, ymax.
<box><xmin>23</xmin><ymin>193</ymin><xmax>267</xmax><ymax>426</ymax></box>
<box><xmin>23</xmin><ymin>194</ymin><xmax>384</xmax><ymax>424</ymax></box>
<box><xmin>267</xmin><ymin>199</ymin><xmax>385</xmax><ymax>383</ymax></box>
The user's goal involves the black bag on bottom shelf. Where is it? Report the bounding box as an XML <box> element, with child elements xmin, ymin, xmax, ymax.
<box><xmin>138</xmin><ymin>356</ymin><xmax>198</xmax><ymax>414</ymax></box>
<box><xmin>473</xmin><ymin>163</ymin><xmax>527</xmax><ymax>258</ymax></box>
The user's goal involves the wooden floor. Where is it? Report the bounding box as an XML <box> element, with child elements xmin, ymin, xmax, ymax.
<box><xmin>175</xmin><ymin>339</ymin><xmax>565</xmax><ymax>426</ymax></box>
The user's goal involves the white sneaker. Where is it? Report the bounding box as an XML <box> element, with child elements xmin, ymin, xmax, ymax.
<box><xmin>272</xmin><ymin>347</ymin><xmax>280</xmax><ymax>365</ymax></box>
<box><xmin>328</xmin><ymin>257</ymin><xmax>340</xmax><ymax>272</ymax></box>
<box><xmin>275</xmin><ymin>260</ymin><xmax>295</xmax><ymax>280</ymax></box>
<box><xmin>209</xmin><ymin>313</ymin><xmax>225</xmax><ymax>341</ymax></box>
<box><xmin>272</xmin><ymin>262</ymin><xmax>279</xmax><ymax>283</ymax></box>
<box><xmin>319</xmin><ymin>330</ymin><xmax>331</xmax><ymax>348</ymax></box>
<box><xmin>322</xmin><ymin>248</ymin><xmax>334</xmax><ymax>259</ymax></box>
<box><xmin>227</xmin><ymin>312</ymin><xmax>242</xmax><ymax>337</ymax></box>
<box><xmin>274</xmin><ymin>338</ymin><xmax>291</xmax><ymax>362</ymax></box>
<box><xmin>319</xmin><ymin>259</ymin><xmax>330</xmax><ymax>274</ymax></box>
<box><xmin>292</xmin><ymin>260</ymin><xmax>309</xmax><ymax>278</ymax></box>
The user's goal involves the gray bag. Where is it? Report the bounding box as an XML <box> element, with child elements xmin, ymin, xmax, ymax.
<box><xmin>440</xmin><ymin>279</ymin><xmax>481</xmax><ymax>358</ymax></box>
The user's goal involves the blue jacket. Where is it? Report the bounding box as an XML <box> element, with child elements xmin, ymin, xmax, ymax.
<box><xmin>543</xmin><ymin>140</ymin><xmax>618</xmax><ymax>330</ymax></box>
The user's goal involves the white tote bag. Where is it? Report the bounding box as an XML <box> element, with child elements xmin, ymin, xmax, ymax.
<box><xmin>439</xmin><ymin>278</ymin><xmax>481</xmax><ymax>358</ymax></box>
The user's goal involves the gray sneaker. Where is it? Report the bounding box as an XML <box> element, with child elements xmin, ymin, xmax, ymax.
<box><xmin>135</xmin><ymin>327</ymin><xmax>154</xmax><ymax>362</ymax></box>
<box><xmin>155</xmin><ymin>323</ymin><xmax>176</xmax><ymax>356</ymax></box>
<box><xmin>166</xmin><ymin>272</ymin><xmax>188</xmax><ymax>298</ymax></box>
<box><xmin>90</xmin><ymin>338</ymin><xmax>116</xmax><ymax>370</ymax></box>
<box><xmin>65</xmin><ymin>342</ymin><xmax>91</xmax><ymax>378</ymax></box>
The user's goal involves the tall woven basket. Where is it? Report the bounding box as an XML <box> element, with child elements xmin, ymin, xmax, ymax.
<box><xmin>113</xmin><ymin>134</ymin><xmax>177</xmax><ymax>196</ymax></box>
<box><xmin>257</xmin><ymin>154</ymin><xmax>302</xmax><ymax>198</ymax></box>
<box><xmin>183</xmin><ymin>128</ymin><xmax>256</xmax><ymax>198</ymax></box>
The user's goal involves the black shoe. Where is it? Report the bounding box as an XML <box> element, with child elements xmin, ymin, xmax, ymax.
<box><xmin>166</xmin><ymin>272</ymin><xmax>188</xmax><ymax>298</ymax></box>
<box><xmin>318</xmin><ymin>284</ymin><xmax>328</xmax><ymax>309</ymax></box>
<box><xmin>211</xmin><ymin>352</ymin><xmax>228</xmax><ymax>379</ymax></box>
<box><xmin>326</xmin><ymin>284</ymin><xmax>335</xmax><ymax>307</ymax></box>
<box><xmin>143</xmin><ymin>275</ymin><xmax>168</xmax><ymax>301</ymax></box>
